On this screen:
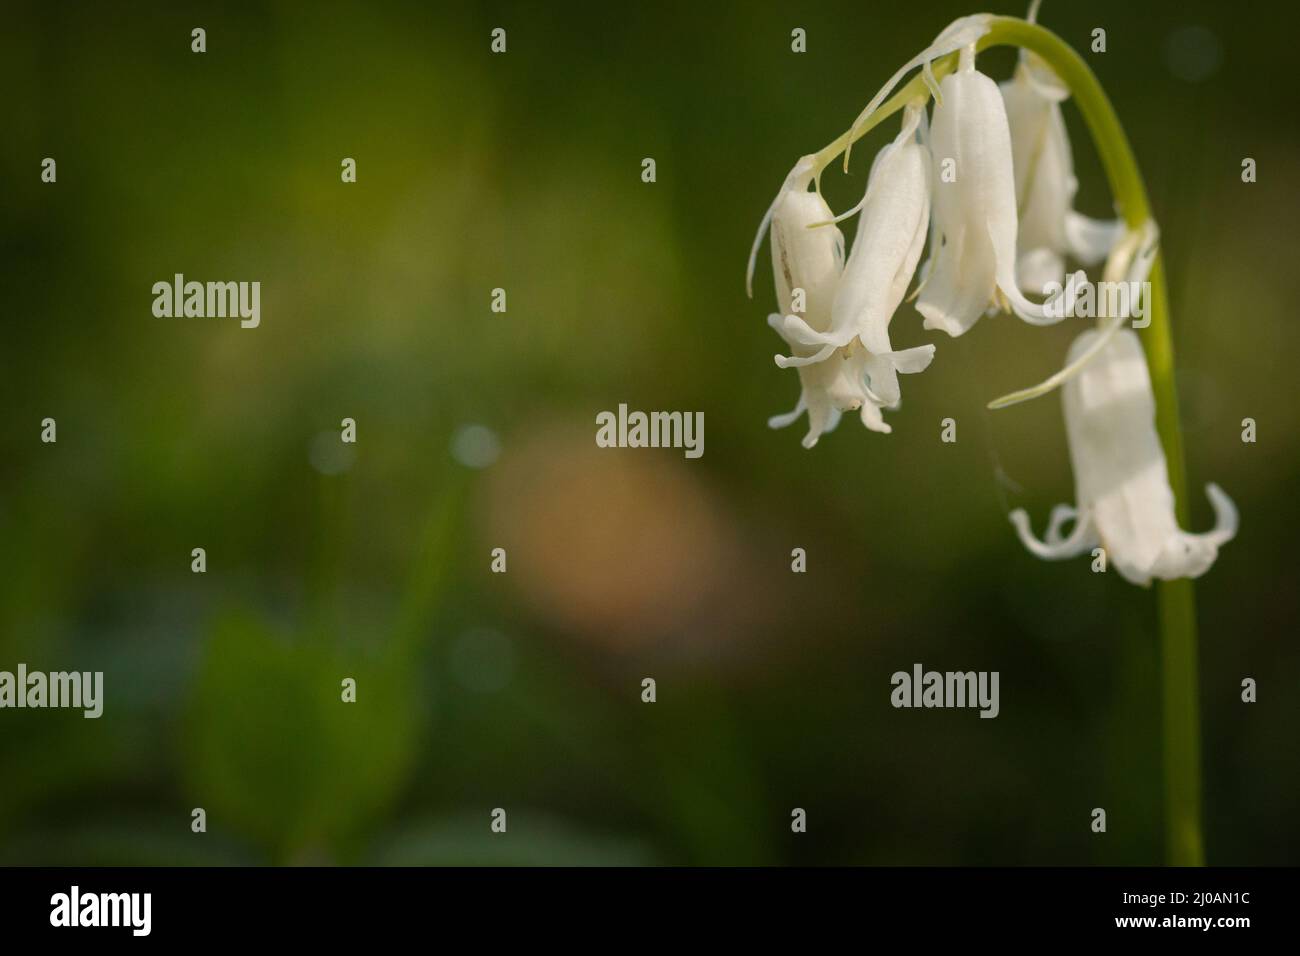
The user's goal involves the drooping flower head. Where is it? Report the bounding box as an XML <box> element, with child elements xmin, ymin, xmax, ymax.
<box><xmin>777</xmin><ymin>103</ymin><xmax>936</xmax><ymax>412</ymax></box>
<box><xmin>758</xmin><ymin>157</ymin><xmax>860</xmax><ymax>446</ymax></box>
<box><xmin>747</xmin><ymin>17</ymin><xmax>1007</xmax><ymax>448</ymax></box>
<box><xmin>1009</xmin><ymin>329</ymin><xmax>1236</xmax><ymax>585</ymax></box>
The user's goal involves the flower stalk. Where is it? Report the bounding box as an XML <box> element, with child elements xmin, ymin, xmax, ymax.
<box><xmin>807</xmin><ymin>15</ymin><xmax>1204</xmax><ymax>865</ymax></box>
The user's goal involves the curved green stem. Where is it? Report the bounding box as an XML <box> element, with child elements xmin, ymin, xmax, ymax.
<box><xmin>814</xmin><ymin>15</ymin><xmax>1202</xmax><ymax>865</ymax></box>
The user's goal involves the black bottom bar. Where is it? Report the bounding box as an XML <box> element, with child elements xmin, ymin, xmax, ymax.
<box><xmin>0</xmin><ymin>866</ymin><xmax>1280</xmax><ymax>941</ymax></box>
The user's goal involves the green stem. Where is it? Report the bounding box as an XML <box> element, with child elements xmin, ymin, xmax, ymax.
<box><xmin>814</xmin><ymin>15</ymin><xmax>1202</xmax><ymax>865</ymax></box>
<box><xmin>1149</xmin><ymin>260</ymin><xmax>1204</xmax><ymax>868</ymax></box>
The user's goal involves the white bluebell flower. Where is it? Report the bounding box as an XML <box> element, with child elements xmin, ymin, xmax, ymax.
<box><xmin>1010</xmin><ymin>329</ymin><xmax>1237</xmax><ymax>586</ymax></box>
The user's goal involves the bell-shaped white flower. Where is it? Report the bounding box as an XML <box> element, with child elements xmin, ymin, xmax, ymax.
<box><xmin>1009</xmin><ymin>329</ymin><xmax>1237</xmax><ymax>586</ymax></box>
<box><xmin>776</xmin><ymin>103</ymin><xmax>936</xmax><ymax>411</ymax></box>
<box><xmin>754</xmin><ymin>157</ymin><xmax>859</xmax><ymax>446</ymax></box>
<box><xmin>1000</xmin><ymin>52</ymin><xmax>1122</xmax><ymax>294</ymax></box>
<box><xmin>917</xmin><ymin>46</ymin><xmax>1080</xmax><ymax>337</ymax></box>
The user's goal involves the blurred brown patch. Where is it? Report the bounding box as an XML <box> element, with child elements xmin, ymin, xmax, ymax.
<box><xmin>483</xmin><ymin>420</ymin><xmax>757</xmax><ymax>655</ymax></box>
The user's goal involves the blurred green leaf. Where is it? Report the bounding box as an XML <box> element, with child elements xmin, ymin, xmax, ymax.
<box><xmin>184</xmin><ymin>612</ymin><xmax>421</xmax><ymax>860</ymax></box>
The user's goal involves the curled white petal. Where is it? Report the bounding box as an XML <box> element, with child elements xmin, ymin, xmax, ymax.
<box><xmin>1044</xmin><ymin>503</ymin><xmax>1082</xmax><ymax>544</ymax></box>
<box><xmin>1201</xmin><ymin>482</ymin><xmax>1239</xmax><ymax>548</ymax></box>
<box><xmin>775</xmin><ymin>343</ymin><xmax>836</xmax><ymax>368</ymax></box>
<box><xmin>766</xmin><ymin>311</ymin><xmax>792</xmax><ymax>343</ymax></box>
<box><xmin>997</xmin><ymin>258</ymin><xmax>1079</xmax><ymax>326</ymax></box>
<box><xmin>881</xmin><ymin>344</ymin><xmax>937</xmax><ymax>375</ymax></box>
<box><xmin>1009</xmin><ymin>506</ymin><xmax>1096</xmax><ymax>559</ymax></box>
<box><xmin>767</xmin><ymin>396</ymin><xmax>806</xmax><ymax>430</ymax></box>
<box><xmin>859</xmin><ymin>399</ymin><xmax>892</xmax><ymax>435</ymax></box>
<box><xmin>1145</xmin><ymin>483</ymin><xmax>1239</xmax><ymax>582</ymax></box>
<box><xmin>780</xmin><ymin>313</ymin><xmax>846</xmax><ymax>349</ymax></box>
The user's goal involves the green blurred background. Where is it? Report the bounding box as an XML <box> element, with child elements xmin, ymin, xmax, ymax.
<box><xmin>1</xmin><ymin>0</ymin><xmax>1296</xmax><ymax>865</ymax></box>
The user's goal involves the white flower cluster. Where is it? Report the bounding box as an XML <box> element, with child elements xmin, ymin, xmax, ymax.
<box><xmin>749</xmin><ymin>13</ymin><xmax>1237</xmax><ymax>585</ymax></box>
